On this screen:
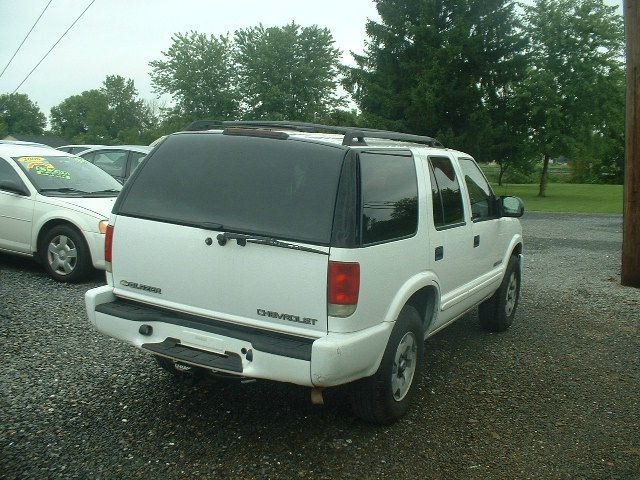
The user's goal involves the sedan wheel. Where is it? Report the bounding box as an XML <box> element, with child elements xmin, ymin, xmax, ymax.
<box><xmin>47</xmin><ymin>234</ymin><xmax>78</xmax><ymax>276</ymax></box>
<box><xmin>40</xmin><ymin>225</ymin><xmax>92</xmax><ymax>282</ymax></box>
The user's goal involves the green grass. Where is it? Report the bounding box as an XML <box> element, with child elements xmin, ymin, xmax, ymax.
<box><xmin>491</xmin><ymin>183</ymin><xmax>623</xmax><ymax>214</ymax></box>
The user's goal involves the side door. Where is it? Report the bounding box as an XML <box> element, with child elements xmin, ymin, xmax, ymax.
<box><xmin>423</xmin><ymin>155</ymin><xmax>476</xmax><ymax>324</ymax></box>
<box><xmin>458</xmin><ymin>157</ymin><xmax>503</xmax><ymax>284</ymax></box>
<box><xmin>0</xmin><ymin>158</ymin><xmax>34</xmax><ymax>253</ymax></box>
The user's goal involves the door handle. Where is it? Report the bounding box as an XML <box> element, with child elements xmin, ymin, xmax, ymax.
<box><xmin>474</xmin><ymin>235</ymin><xmax>480</xmax><ymax>248</ymax></box>
<box><xmin>435</xmin><ymin>246</ymin><xmax>444</xmax><ymax>261</ymax></box>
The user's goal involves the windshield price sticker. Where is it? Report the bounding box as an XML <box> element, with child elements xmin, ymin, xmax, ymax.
<box><xmin>17</xmin><ymin>157</ymin><xmax>56</xmax><ymax>170</ymax></box>
<box><xmin>17</xmin><ymin>156</ymin><xmax>45</xmax><ymax>163</ymax></box>
<box><xmin>35</xmin><ymin>166</ymin><xmax>71</xmax><ymax>179</ymax></box>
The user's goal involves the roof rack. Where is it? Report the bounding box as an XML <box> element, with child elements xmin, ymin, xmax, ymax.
<box><xmin>182</xmin><ymin>119</ymin><xmax>444</xmax><ymax>148</ymax></box>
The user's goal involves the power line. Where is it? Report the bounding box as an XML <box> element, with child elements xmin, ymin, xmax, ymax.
<box><xmin>0</xmin><ymin>0</ymin><xmax>54</xmax><ymax>80</ymax></box>
<box><xmin>12</xmin><ymin>0</ymin><xmax>96</xmax><ymax>94</ymax></box>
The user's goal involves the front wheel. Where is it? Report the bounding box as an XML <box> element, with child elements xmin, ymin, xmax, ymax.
<box><xmin>40</xmin><ymin>225</ymin><xmax>92</xmax><ymax>282</ymax></box>
<box><xmin>349</xmin><ymin>305</ymin><xmax>424</xmax><ymax>424</ymax></box>
<box><xmin>479</xmin><ymin>255</ymin><xmax>521</xmax><ymax>332</ymax></box>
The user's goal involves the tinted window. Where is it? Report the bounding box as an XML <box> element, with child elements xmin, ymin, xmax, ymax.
<box><xmin>429</xmin><ymin>156</ymin><xmax>464</xmax><ymax>227</ymax></box>
<box><xmin>118</xmin><ymin>133</ymin><xmax>345</xmax><ymax>244</ymax></box>
<box><xmin>428</xmin><ymin>162</ymin><xmax>444</xmax><ymax>227</ymax></box>
<box><xmin>0</xmin><ymin>158</ymin><xmax>24</xmax><ymax>187</ymax></box>
<box><xmin>81</xmin><ymin>151</ymin><xmax>95</xmax><ymax>162</ymax></box>
<box><xmin>129</xmin><ymin>151</ymin><xmax>146</xmax><ymax>175</ymax></box>
<box><xmin>360</xmin><ymin>152</ymin><xmax>418</xmax><ymax>244</ymax></box>
<box><xmin>92</xmin><ymin>150</ymin><xmax>127</xmax><ymax>177</ymax></box>
<box><xmin>459</xmin><ymin>158</ymin><xmax>495</xmax><ymax>221</ymax></box>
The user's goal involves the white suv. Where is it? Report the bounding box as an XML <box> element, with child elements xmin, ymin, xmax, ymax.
<box><xmin>85</xmin><ymin>122</ymin><xmax>524</xmax><ymax>424</ymax></box>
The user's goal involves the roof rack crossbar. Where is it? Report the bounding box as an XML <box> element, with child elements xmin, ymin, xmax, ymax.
<box><xmin>182</xmin><ymin>120</ymin><xmax>443</xmax><ymax>147</ymax></box>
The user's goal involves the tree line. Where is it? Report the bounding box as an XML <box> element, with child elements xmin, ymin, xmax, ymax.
<box><xmin>0</xmin><ymin>0</ymin><xmax>625</xmax><ymax>193</ymax></box>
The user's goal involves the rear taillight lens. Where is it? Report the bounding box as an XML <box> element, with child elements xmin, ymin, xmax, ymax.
<box><xmin>104</xmin><ymin>225</ymin><xmax>114</xmax><ymax>272</ymax></box>
<box><xmin>328</xmin><ymin>261</ymin><xmax>360</xmax><ymax>317</ymax></box>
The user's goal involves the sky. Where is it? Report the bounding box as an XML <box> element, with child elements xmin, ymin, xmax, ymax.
<box><xmin>0</xmin><ymin>0</ymin><xmax>623</xmax><ymax>117</ymax></box>
<box><xmin>0</xmin><ymin>0</ymin><xmax>380</xmax><ymax>115</ymax></box>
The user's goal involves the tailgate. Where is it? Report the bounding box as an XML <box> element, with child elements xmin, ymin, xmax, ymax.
<box><xmin>110</xmin><ymin>216</ymin><xmax>329</xmax><ymax>335</ymax></box>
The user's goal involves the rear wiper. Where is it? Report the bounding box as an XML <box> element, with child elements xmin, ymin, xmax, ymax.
<box><xmin>216</xmin><ymin>232</ymin><xmax>328</xmax><ymax>255</ymax></box>
<box><xmin>39</xmin><ymin>187</ymin><xmax>89</xmax><ymax>194</ymax></box>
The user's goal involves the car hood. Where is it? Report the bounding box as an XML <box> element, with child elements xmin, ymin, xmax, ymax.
<box><xmin>44</xmin><ymin>196</ymin><xmax>117</xmax><ymax>218</ymax></box>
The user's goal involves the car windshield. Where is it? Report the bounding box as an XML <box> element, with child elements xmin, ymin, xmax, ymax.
<box><xmin>12</xmin><ymin>155</ymin><xmax>122</xmax><ymax>196</ymax></box>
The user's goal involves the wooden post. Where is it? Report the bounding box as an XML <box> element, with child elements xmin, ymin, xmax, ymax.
<box><xmin>622</xmin><ymin>0</ymin><xmax>640</xmax><ymax>287</ymax></box>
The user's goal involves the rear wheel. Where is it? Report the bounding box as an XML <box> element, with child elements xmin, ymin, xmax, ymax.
<box><xmin>350</xmin><ymin>305</ymin><xmax>424</xmax><ymax>424</ymax></box>
<box><xmin>479</xmin><ymin>255</ymin><xmax>521</xmax><ymax>332</ymax></box>
<box><xmin>40</xmin><ymin>225</ymin><xmax>92</xmax><ymax>282</ymax></box>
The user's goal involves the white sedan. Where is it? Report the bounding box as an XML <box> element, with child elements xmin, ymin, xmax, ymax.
<box><xmin>0</xmin><ymin>144</ymin><xmax>122</xmax><ymax>282</ymax></box>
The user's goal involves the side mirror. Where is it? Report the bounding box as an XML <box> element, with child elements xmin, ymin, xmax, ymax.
<box><xmin>0</xmin><ymin>179</ymin><xmax>30</xmax><ymax>196</ymax></box>
<box><xmin>500</xmin><ymin>196</ymin><xmax>524</xmax><ymax>218</ymax></box>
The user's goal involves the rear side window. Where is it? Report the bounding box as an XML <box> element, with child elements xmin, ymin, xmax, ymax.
<box><xmin>360</xmin><ymin>152</ymin><xmax>418</xmax><ymax>245</ymax></box>
<box><xmin>117</xmin><ymin>133</ymin><xmax>345</xmax><ymax>244</ymax></box>
<box><xmin>429</xmin><ymin>156</ymin><xmax>464</xmax><ymax>228</ymax></box>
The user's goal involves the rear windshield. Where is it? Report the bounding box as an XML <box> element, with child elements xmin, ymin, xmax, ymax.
<box><xmin>117</xmin><ymin>133</ymin><xmax>346</xmax><ymax>244</ymax></box>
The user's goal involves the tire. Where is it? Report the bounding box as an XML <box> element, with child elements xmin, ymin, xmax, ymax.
<box><xmin>350</xmin><ymin>305</ymin><xmax>425</xmax><ymax>424</ymax></box>
<box><xmin>479</xmin><ymin>255</ymin><xmax>521</xmax><ymax>332</ymax></box>
<box><xmin>40</xmin><ymin>225</ymin><xmax>93</xmax><ymax>283</ymax></box>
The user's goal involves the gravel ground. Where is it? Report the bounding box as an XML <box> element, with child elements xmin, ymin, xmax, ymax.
<box><xmin>1</xmin><ymin>212</ymin><xmax>638</xmax><ymax>480</ymax></box>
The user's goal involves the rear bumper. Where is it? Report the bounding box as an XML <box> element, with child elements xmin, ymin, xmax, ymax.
<box><xmin>85</xmin><ymin>286</ymin><xmax>393</xmax><ymax>387</ymax></box>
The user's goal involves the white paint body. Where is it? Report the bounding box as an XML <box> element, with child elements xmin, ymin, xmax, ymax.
<box><xmin>0</xmin><ymin>145</ymin><xmax>115</xmax><ymax>269</ymax></box>
<box><xmin>85</xmin><ymin>136</ymin><xmax>522</xmax><ymax>388</ymax></box>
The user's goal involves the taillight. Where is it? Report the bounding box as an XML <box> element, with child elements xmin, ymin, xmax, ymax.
<box><xmin>104</xmin><ymin>225</ymin><xmax>114</xmax><ymax>272</ymax></box>
<box><xmin>328</xmin><ymin>261</ymin><xmax>360</xmax><ymax>317</ymax></box>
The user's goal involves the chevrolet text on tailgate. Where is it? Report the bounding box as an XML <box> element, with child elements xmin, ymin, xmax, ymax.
<box><xmin>85</xmin><ymin>120</ymin><xmax>524</xmax><ymax>424</ymax></box>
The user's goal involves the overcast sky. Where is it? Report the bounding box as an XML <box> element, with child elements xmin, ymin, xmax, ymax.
<box><xmin>0</xmin><ymin>0</ymin><xmax>623</xmax><ymax>117</ymax></box>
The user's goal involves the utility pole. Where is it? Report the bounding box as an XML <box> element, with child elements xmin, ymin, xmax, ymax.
<box><xmin>622</xmin><ymin>0</ymin><xmax>640</xmax><ymax>287</ymax></box>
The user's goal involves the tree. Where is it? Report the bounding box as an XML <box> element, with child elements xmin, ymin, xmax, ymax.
<box><xmin>50</xmin><ymin>76</ymin><xmax>154</xmax><ymax>144</ymax></box>
<box><xmin>344</xmin><ymin>0</ymin><xmax>527</xmax><ymax>161</ymax></box>
<box><xmin>234</xmin><ymin>23</ymin><xmax>345</xmax><ymax>120</ymax></box>
<box><xmin>149</xmin><ymin>31</ymin><xmax>239</xmax><ymax>121</ymax></box>
<box><xmin>50</xmin><ymin>89</ymin><xmax>111</xmax><ymax>143</ymax></box>
<box><xmin>486</xmin><ymin>93</ymin><xmax>537</xmax><ymax>186</ymax></box>
<box><xmin>101</xmin><ymin>75</ymin><xmax>156</xmax><ymax>143</ymax></box>
<box><xmin>0</xmin><ymin>93</ymin><xmax>46</xmax><ymax>135</ymax></box>
<box><xmin>521</xmin><ymin>0</ymin><xmax>625</xmax><ymax>196</ymax></box>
